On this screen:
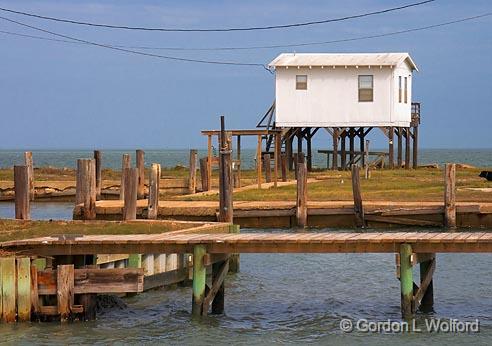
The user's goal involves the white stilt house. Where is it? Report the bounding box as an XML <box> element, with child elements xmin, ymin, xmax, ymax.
<box><xmin>268</xmin><ymin>53</ymin><xmax>418</xmax><ymax>127</ymax></box>
<box><xmin>260</xmin><ymin>52</ymin><xmax>421</xmax><ymax>171</ymax></box>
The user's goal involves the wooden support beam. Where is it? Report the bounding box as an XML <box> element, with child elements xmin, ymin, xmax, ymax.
<box><xmin>123</xmin><ymin>167</ymin><xmax>138</xmax><ymax>221</ymax></box>
<box><xmin>388</xmin><ymin>127</ymin><xmax>394</xmax><ymax>169</ymax></box>
<box><xmin>263</xmin><ymin>154</ymin><xmax>272</xmax><ymax>183</ymax></box>
<box><xmin>76</xmin><ymin>159</ymin><xmax>96</xmax><ymax>220</ymax></box>
<box><xmin>399</xmin><ymin>243</ymin><xmax>414</xmax><ymax>319</ymax></box>
<box><xmin>192</xmin><ymin>245</ymin><xmax>206</xmax><ymax>316</ymax></box>
<box><xmin>296</xmin><ymin>153</ymin><xmax>307</xmax><ymax>228</ymax></box>
<box><xmin>297</xmin><ymin>128</ymin><xmax>303</xmax><ymax>155</ymax></box>
<box><xmin>206</xmin><ymin>259</ymin><xmax>229</xmax><ymax>315</ymax></box>
<box><xmin>405</xmin><ymin>128</ymin><xmax>410</xmax><ymax>169</ymax></box>
<box><xmin>57</xmin><ymin>264</ymin><xmax>75</xmax><ymax>322</ymax></box>
<box><xmin>418</xmin><ymin>255</ymin><xmax>435</xmax><ymax>312</ymax></box>
<box><xmin>349</xmin><ymin>127</ymin><xmax>355</xmax><ymax>164</ymax></box>
<box><xmin>23</xmin><ymin>151</ymin><xmax>34</xmax><ymax>201</ymax></box>
<box><xmin>189</xmin><ymin>149</ymin><xmax>197</xmax><ymax>194</ymax></box>
<box><xmin>16</xmin><ymin>257</ymin><xmax>31</xmax><ymax>322</ymax></box>
<box><xmin>364</xmin><ymin>140</ymin><xmax>370</xmax><ymax>179</ymax></box>
<box><xmin>359</xmin><ymin>127</ymin><xmax>365</xmax><ymax>167</ymax></box>
<box><xmin>199</xmin><ymin>157</ymin><xmax>209</xmax><ymax>192</ymax></box>
<box><xmin>274</xmin><ymin>133</ymin><xmax>280</xmax><ymax>187</ymax></box>
<box><xmin>332</xmin><ymin>128</ymin><xmax>339</xmax><ymax>170</ymax></box>
<box><xmin>94</xmin><ymin>150</ymin><xmax>102</xmax><ymax>200</ymax></box>
<box><xmin>1</xmin><ymin>257</ymin><xmax>16</xmax><ymax>322</ymax></box>
<box><xmin>236</xmin><ymin>135</ymin><xmax>242</xmax><ymax>188</ymax></box>
<box><xmin>120</xmin><ymin>154</ymin><xmax>131</xmax><ymax>200</ymax></box>
<box><xmin>14</xmin><ymin>165</ymin><xmax>30</xmax><ymax>220</ymax></box>
<box><xmin>148</xmin><ymin>163</ymin><xmax>161</xmax><ymax>220</ymax></box>
<box><xmin>397</xmin><ymin>128</ymin><xmax>403</xmax><ymax>168</ymax></box>
<box><xmin>286</xmin><ymin>131</ymin><xmax>294</xmax><ymax>171</ymax></box>
<box><xmin>306</xmin><ymin>128</ymin><xmax>313</xmax><ymax>172</ymax></box>
<box><xmin>280</xmin><ymin>153</ymin><xmax>288</xmax><ymax>182</ymax></box>
<box><xmin>444</xmin><ymin>163</ymin><xmax>456</xmax><ymax>228</ymax></box>
<box><xmin>136</xmin><ymin>150</ymin><xmax>145</xmax><ymax>199</ymax></box>
<box><xmin>351</xmin><ymin>165</ymin><xmax>365</xmax><ymax>227</ymax></box>
<box><xmin>219</xmin><ymin>116</ymin><xmax>233</xmax><ymax>223</ymax></box>
<box><xmin>412</xmin><ymin>126</ymin><xmax>419</xmax><ymax>169</ymax></box>
<box><xmin>257</xmin><ymin>134</ymin><xmax>262</xmax><ymax>189</ymax></box>
<box><xmin>207</xmin><ymin>135</ymin><xmax>212</xmax><ymax>191</ymax></box>
<box><xmin>340</xmin><ymin>131</ymin><xmax>346</xmax><ymax>170</ymax></box>
<box><xmin>30</xmin><ymin>265</ymin><xmax>39</xmax><ymax>317</ymax></box>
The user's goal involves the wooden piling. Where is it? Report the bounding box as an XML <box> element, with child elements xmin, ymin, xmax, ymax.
<box><xmin>286</xmin><ymin>132</ymin><xmax>294</xmax><ymax>171</ymax></box>
<box><xmin>123</xmin><ymin>167</ymin><xmax>138</xmax><ymax>221</ymax></box>
<box><xmin>274</xmin><ymin>133</ymin><xmax>280</xmax><ymax>187</ymax></box>
<box><xmin>120</xmin><ymin>154</ymin><xmax>131</xmax><ymax>200</ymax></box>
<box><xmin>332</xmin><ymin>128</ymin><xmax>338</xmax><ymax>170</ymax></box>
<box><xmin>218</xmin><ymin>116</ymin><xmax>233</xmax><ymax>223</ymax></box>
<box><xmin>210</xmin><ymin>259</ymin><xmax>228</xmax><ymax>315</ymax></box>
<box><xmin>397</xmin><ymin>127</ymin><xmax>403</xmax><ymax>168</ymax></box>
<box><xmin>388</xmin><ymin>127</ymin><xmax>394</xmax><ymax>169</ymax></box>
<box><xmin>263</xmin><ymin>154</ymin><xmax>271</xmax><ymax>183</ymax></box>
<box><xmin>359</xmin><ymin>128</ymin><xmax>365</xmax><ymax>167</ymax></box>
<box><xmin>405</xmin><ymin>128</ymin><xmax>410</xmax><ymax>169</ymax></box>
<box><xmin>1</xmin><ymin>257</ymin><xmax>16</xmax><ymax>322</ymax></box>
<box><xmin>236</xmin><ymin>135</ymin><xmax>242</xmax><ymax>188</ymax></box>
<box><xmin>400</xmin><ymin>243</ymin><xmax>414</xmax><ymax>319</ymax></box>
<box><xmin>14</xmin><ymin>165</ymin><xmax>30</xmax><ymax>220</ymax></box>
<box><xmin>296</xmin><ymin>153</ymin><xmax>307</xmax><ymax>228</ymax></box>
<box><xmin>351</xmin><ymin>165</ymin><xmax>365</xmax><ymax>227</ymax></box>
<box><xmin>412</xmin><ymin>126</ymin><xmax>419</xmax><ymax>169</ymax></box>
<box><xmin>16</xmin><ymin>257</ymin><xmax>31</xmax><ymax>322</ymax></box>
<box><xmin>444</xmin><ymin>163</ymin><xmax>456</xmax><ymax>228</ymax></box>
<box><xmin>199</xmin><ymin>158</ymin><xmax>209</xmax><ymax>191</ymax></box>
<box><xmin>57</xmin><ymin>265</ymin><xmax>75</xmax><ymax>322</ymax></box>
<box><xmin>257</xmin><ymin>134</ymin><xmax>262</xmax><ymax>189</ymax></box>
<box><xmin>207</xmin><ymin>135</ymin><xmax>213</xmax><ymax>191</ymax></box>
<box><xmin>419</xmin><ymin>255</ymin><xmax>435</xmax><ymax>312</ymax></box>
<box><xmin>94</xmin><ymin>150</ymin><xmax>102</xmax><ymax>200</ymax></box>
<box><xmin>364</xmin><ymin>140</ymin><xmax>370</xmax><ymax>179</ymax></box>
<box><xmin>23</xmin><ymin>151</ymin><xmax>34</xmax><ymax>201</ymax></box>
<box><xmin>306</xmin><ymin>128</ymin><xmax>313</xmax><ymax>172</ymax></box>
<box><xmin>189</xmin><ymin>149</ymin><xmax>197</xmax><ymax>194</ymax></box>
<box><xmin>340</xmin><ymin>132</ymin><xmax>346</xmax><ymax>170</ymax></box>
<box><xmin>76</xmin><ymin>159</ymin><xmax>96</xmax><ymax>220</ymax></box>
<box><xmin>148</xmin><ymin>163</ymin><xmax>161</xmax><ymax>219</ymax></box>
<box><xmin>349</xmin><ymin>127</ymin><xmax>355</xmax><ymax>164</ymax></box>
<box><xmin>192</xmin><ymin>245</ymin><xmax>206</xmax><ymax>316</ymax></box>
<box><xmin>280</xmin><ymin>153</ymin><xmax>287</xmax><ymax>182</ymax></box>
<box><xmin>136</xmin><ymin>149</ymin><xmax>145</xmax><ymax>199</ymax></box>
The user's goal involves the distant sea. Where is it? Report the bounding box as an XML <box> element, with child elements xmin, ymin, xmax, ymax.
<box><xmin>0</xmin><ymin>149</ymin><xmax>491</xmax><ymax>170</ymax></box>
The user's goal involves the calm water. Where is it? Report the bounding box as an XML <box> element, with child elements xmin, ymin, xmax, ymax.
<box><xmin>0</xmin><ymin>203</ymin><xmax>491</xmax><ymax>344</ymax></box>
<box><xmin>1</xmin><ymin>148</ymin><xmax>491</xmax><ymax>170</ymax></box>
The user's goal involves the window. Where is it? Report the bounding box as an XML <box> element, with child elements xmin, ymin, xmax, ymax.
<box><xmin>296</xmin><ymin>75</ymin><xmax>307</xmax><ymax>90</ymax></box>
<box><xmin>398</xmin><ymin>76</ymin><xmax>402</xmax><ymax>103</ymax></box>
<box><xmin>404</xmin><ymin>77</ymin><xmax>408</xmax><ymax>103</ymax></box>
<box><xmin>358</xmin><ymin>75</ymin><xmax>373</xmax><ymax>102</ymax></box>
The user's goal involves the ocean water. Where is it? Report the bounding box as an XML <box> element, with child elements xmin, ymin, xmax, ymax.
<box><xmin>1</xmin><ymin>148</ymin><xmax>491</xmax><ymax>170</ymax></box>
<box><xmin>0</xmin><ymin>203</ymin><xmax>491</xmax><ymax>345</ymax></box>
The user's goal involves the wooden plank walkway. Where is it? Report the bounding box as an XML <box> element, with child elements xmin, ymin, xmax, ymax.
<box><xmin>3</xmin><ymin>232</ymin><xmax>492</xmax><ymax>256</ymax></box>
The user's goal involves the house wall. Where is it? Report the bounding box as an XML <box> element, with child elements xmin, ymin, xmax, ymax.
<box><xmin>275</xmin><ymin>65</ymin><xmax>412</xmax><ymax>127</ymax></box>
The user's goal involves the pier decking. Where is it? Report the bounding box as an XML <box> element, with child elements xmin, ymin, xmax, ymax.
<box><xmin>3</xmin><ymin>231</ymin><xmax>492</xmax><ymax>255</ymax></box>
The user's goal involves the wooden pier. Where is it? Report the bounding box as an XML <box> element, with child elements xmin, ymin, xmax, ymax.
<box><xmin>3</xmin><ymin>231</ymin><xmax>492</xmax><ymax>319</ymax></box>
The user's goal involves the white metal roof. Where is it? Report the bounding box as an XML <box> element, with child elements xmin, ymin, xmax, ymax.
<box><xmin>269</xmin><ymin>53</ymin><xmax>418</xmax><ymax>71</ymax></box>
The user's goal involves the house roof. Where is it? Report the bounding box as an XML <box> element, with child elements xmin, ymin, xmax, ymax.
<box><xmin>268</xmin><ymin>53</ymin><xmax>418</xmax><ymax>71</ymax></box>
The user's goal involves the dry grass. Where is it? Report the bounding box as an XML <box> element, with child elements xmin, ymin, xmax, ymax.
<box><xmin>188</xmin><ymin>167</ymin><xmax>492</xmax><ymax>202</ymax></box>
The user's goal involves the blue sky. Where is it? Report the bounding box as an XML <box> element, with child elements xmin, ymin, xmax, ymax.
<box><xmin>0</xmin><ymin>0</ymin><xmax>491</xmax><ymax>149</ymax></box>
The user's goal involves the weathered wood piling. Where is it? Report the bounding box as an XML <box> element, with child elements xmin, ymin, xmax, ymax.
<box><xmin>14</xmin><ymin>165</ymin><xmax>30</xmax><ymax>220</ymax></box>
<box><xmin>218</xmin><ymin>116</ymin><xmax>233</xmax><ymax>223</ymax></box>
<box><xmin>351</xmin><ymin>165</ymin><xmax>365</xmax><ymax>227</ymax></box>
<box><xmin>120</xmin><ymin>154</ymin><xmax>131</xmax><ymax>200</ymax></box>
<box><xmin>136</xmin><ymin>150</ymin><xmax>145</xmax><ymax>199</ymax></box>
<box><xmin>23</xmin><ymin>151</ymin><xmax>34</xmax><ymax>201</ymax></box>
<box><xmin>189</xmin><ymin>149</ymin><xmax>197</xmax><ymax>194</ymax></box>
<box><xmin>75</xmin><ymin>159</ymin><xmax>96</xmax><ymax>220</ymax></box>
<box><xmin>444</xmin><ymin>163</ymin><xmax>456</xmax><ymax>228</ymax></box>
<box><xmin>296</xmin><ymin>153</ymin><xmax>307</xmax><ymax>227</ymax></box>
<box><xmin>123</xmin><ymin>167</ymin><xmax>138</xmax><ymax>220</ymax></box>
<box><xmin>94</xmin><ymin>150</ymin><xmax>102</xmax><ymax>200</ymax></box>
<box><xmin>148</xmin><ymin>163</ymin><xmax>161</xmax><ymax>219</ymax></box>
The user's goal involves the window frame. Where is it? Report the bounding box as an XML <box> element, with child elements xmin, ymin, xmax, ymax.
<box><xmin>398</xmin><ymin>76</ymin><xmax>402</xmax><ymax>103</ymax></box>
<box><xmin>404</xmin><ymin>77</ymin><xmax>408</xmax><ymax>104</ymax></box>
<box><xmin>358</xmin><ymin>75</ymin><xmax>374</xmax><ymax>102</ymax></box>
<box><xmin>296</xmin><ymin>75</ymin><xmax>308</xmax><ymax>90</ymax></box>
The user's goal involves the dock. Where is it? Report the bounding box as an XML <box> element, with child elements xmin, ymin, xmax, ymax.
<box><xmin>2</xmin><ymin>230</ymin><xmax>492</xmax><ymax>319</ymax></box>
<box><xmin>73</xmin><ymin>199</ymin><xmax>492</xmax><ymax>228</ymax></box>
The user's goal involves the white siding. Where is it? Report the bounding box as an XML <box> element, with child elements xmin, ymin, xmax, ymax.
<box><xmin>275</xmin><ymin>64</ymin><xmax>412</xmax><ymax>127</ymax></box>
